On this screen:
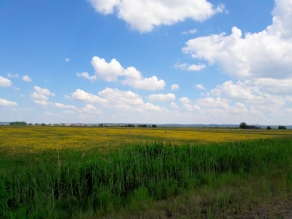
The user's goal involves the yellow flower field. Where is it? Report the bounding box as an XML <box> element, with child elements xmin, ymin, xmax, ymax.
<box><xmin>0</xmin><ymin>126</ymin><xmax>291</xmax><ymax>155</ymax></box>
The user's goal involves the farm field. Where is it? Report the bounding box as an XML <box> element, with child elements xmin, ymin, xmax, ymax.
<box><xmin>0</xmin><ymin>126</ymin><xmax>291</xmax><ymax>155</ymax></box>
<box><xmin>1</xmin><ymin>126</ymin><xmax>292</xmax><ymax>219</ymax></box>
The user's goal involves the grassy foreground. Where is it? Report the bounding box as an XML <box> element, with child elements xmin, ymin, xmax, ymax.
<box><xmin>1</xmin><ymin>137</ymin><xmax>292</xmax><ymax>218</ymax></box>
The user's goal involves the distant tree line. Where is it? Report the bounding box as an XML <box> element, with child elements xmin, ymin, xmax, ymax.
<box><xmin>9</xmin><ymin>121</ymin><xmax>27</xmax><ymax>126</ymax></box>
<box><xmin>240</xmin><ymin>122</ymin><xmax>287</xmax><ymax>130</ymax></box>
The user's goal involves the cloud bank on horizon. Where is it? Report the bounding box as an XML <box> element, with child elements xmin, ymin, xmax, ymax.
<box><xmin>1</xmin><ymin>0</ymin><xmax>292</xmax><ymax>125</ymax></box>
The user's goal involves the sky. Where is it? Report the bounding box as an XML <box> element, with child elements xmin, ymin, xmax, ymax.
<box><xmin>1</xmin><ymin>0</ymin><xmax>292</xmax><ymax>125</ymax></box>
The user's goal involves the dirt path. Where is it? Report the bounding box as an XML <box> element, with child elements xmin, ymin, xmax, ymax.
<box><xmin>238</xmin><ymin>195</ymin><xmax>292</xmax><ymax>219</ymax></box>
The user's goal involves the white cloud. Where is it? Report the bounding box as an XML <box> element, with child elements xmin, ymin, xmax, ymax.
<box><xmin>183</xmin><ymin>0</ymin><xmax>292</xmax><ymax>80</ymax></box>
<box><xmin>253</xmin><ymin>78</ymin><xmax>292</xmax><ymax>95</ymax></box>
<box><xmin>32</xmin><ymin>100</ymin><xmax>52</xmax><ymax>106</ymax></box>
<box><xmin>196</xmin><ymin>84</ymin><xmax>205</xmax><ymax>89</ymax></box>
<box><xmin>66</xmin><ymin>58</ymin><xmax>70</xmax><ymax>62</ymax></box>
<box><xmin>89</xmin><ymin>0</ymin><xmax>225</xmax><ymax>33</ymax></box>
<box><xmin>138</xmin><ymin>102</ymin><xmax>168</xmax><ymax>112</ymax></box>
<box><xmin>147</xmin><ymin>93</ymin><xmax>175</xmax><ymax>101</ymax></box>
<box><xmin>171</xmin><ymin>84</ymin><xmax>179</xmax><ymax>90</ymax></box>
<box><xmin>30</xmin><ymin>92</ymin><xmax>49</xmax><ymax>101</ymax></box>
<box><xmin>179</xmin><ymin>97</ymin><xmax>191</xmax><ymax>104</ymax></box>
<box><xmin>98</xmin><ymin>87</ymin><xmax>144</xmax><ymax>105</ymax></box>
<box><xmin>179</xmin><ymin>97</ymin><xmax>193</xmax><ymax>111</ymax></box>
<box><xmin>121</xmin><ymin>75</ymin><xmax>165</xmax><ymax>90</ymax></box>
<box><xmin>20</xmin><ymin>94</ymin><xmax>24</xmax><ymax>97</ymax></box>
<box><xmin>210</xmin><ymin>80</ymin><xmax>286</xmax><ymax>106</ymax></box>
<box><xmin>82</xmin><ymin>104</ymin><xmax>103</xmax><ymax>114</ymax></box>
<box><xmin>90</xmin><ymin>56</ymin><xmax>165</xmax><ymax>90</ymax></box>
<box><xmin>62</xmin><ymin>110</ymin><xmax>75</xmax><ymax>114</ymax></box>
<box><xmin>182</xmin><ymin>29</ymin><xmax>197</xmax><ymax>34</ymax></box>
<box><xmin>64</xmin><ymin>95</ymin><xmax>70</xmax><ymax>99</ymax></box>
<box><xmin>22</xmin><ymin>75</ymin><xmax>32</xmax><ymax>82</ymax></box>
<box><xmin>197</xmin><ymin>97</ymin><xmax>231</xmax><ymax>109</ymax></box>
<box><xmin>170</xmin><ymin>101</ymin><xmax>180</xmax><ymax>109</ymax></box>
<box><xmin>7</xmin><ymin>73</ymin><xmax>19</xmax><ymax>78</ymax></box>
<box><xmin>91</xmin><ymin>56</ymin><xmax>124</xmax><ymax>81</ymax></box>
<box><xmin>193</xmin><ymin>105</ymin><xmax>201</xmax><ymax>110</ymax></box>
<box><xmin>14</xmin><ymin>87</ymin><xmax>20</xmax><ymax>91</ymax></box>
<box><xmin>34</xmin><ymin>86</ymin><xmax>54</xmax><ymax>96</ymax></box>
<box><xmin>250</xmin><ymin>109</ymin><xmax>264</xmax><ymax>117</ymax></box>
<box><xmin>76</xmin><ymin>72</ymin><xmax>97</xmax><ymax>82</ymax></box>
<box><xmin>54</xmin><ymin>103</ymin><xmax>77</xmax><ymax>110</ymax></box>
<box><xmin>0</xmin><ymin>76</ymin><xmax>12</xmax><ymax>87</ymax></box>
<box><xmin>175</xmin><ymin>63</ymin><xmax>206</xmax><ymax>71</ymax></box>
<box><xmin>71</xmin><ymin>89</ymin><xmax>108</xmax><ymax>104</ymax></box>
<box><xmin>44</xmin><ymin>111</ymin><xmax>55</xmax><ymax>116</ymax></box>
<box><xmin>187</xmin><ymin>64</ymin><xmax>206</xmax><ymax>71</ymax></box>
<box><xmin>0</xmin><ymin>98</ymin><xmax>18</xmax><ymax>106</ymax></box>
<box><xmin>174</xmin><ymin>63</ymin><xmax>188</xmax><ymax>69</ymax></box>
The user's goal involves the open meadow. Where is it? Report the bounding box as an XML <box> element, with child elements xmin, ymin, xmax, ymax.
<box><xmin>1</xmin><ymin>126</ymin><xmax>292</xmax><ymax>219</ymax></box>
<box><xmin>1</xmin><ymin>126</ymin><xmax>291</xmax><ymax>155</ymax></box>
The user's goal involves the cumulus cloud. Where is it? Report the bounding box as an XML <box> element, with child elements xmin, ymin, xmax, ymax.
<box><xmin>210</xmin><ymin>80</ymin><xmax>286</xmax><ymax>106</ymax></box>
<box><xmin>253</xmin><ymin>78</ymin><xmax>292</xmax><ymax>95</ymax></box>
<box><xmin>7</xmin><ymin>73</ymin><xmax>19</xmax><ymax>78</ymax></box>
<box><xmin>147</xmin><ymin>93</ymin><xmax>175</xmax><ymax>101</ymax></box>
<box><xmin>22</xmin><ymin>75</ymin><xmax>32</xmax><ymax>82</ymax></box>
<box><xmin>54</xmin><ymin>103</ymin><xmax>77</xmax><ymax>110</ymax></box>
<box><xmin>197</xmin><ymin>97</ymin><xmax>231</xmax><ymax>109</ymax></box>
<box><xmin>89</xmin><ymin>0</ymin><xmax>225</xmax><ymax>33</ymax></box>
<box><xmin>183</xmin><ymin>0</ymin><xmax>292</xmax><ymax>80</ymax></box>
<box><xmin>44</xmin><ymin>111</ymin><xmax>55</xmax><ymax>116</ymax></box>
<box><xmin>90</xmin><ymin>56</ymin><xmax>165</xmax><ymax>90</ymax></box>
<box><xmin>71</xmin><ymin>89</ymin><xmax>108</xmax><ymax>104</ymax></box>
<box><xmin>76</xmin><ymin>72</ymin><xmax>97</xmax><ymax>82</ymax></box>
<box><xmin>34</xmin><ymin>86</ymin><xmax>55</xmax><ymax>96</ymax></box>
<box><xmin>170</xmin><ymin>101</ymin><xmax>180</xmax><ymax>109</ymax></box>
<box><xmin>175</xmin><ymin>63</ymin><xmax>206</xmax><ymax>71</ymax></box>
<box><xmin>187</xmin><ymin>64</ymin><xmax>206</xmax><ymax>71</ymax></box>
<box><xmin>171</xmin><ymin>84</ymin><xmax>179</xmax><ymax>90</ymax></box>
<box><xmin>98</xmin><ymin>87</ymin><xmax>144</xmax><ymax>105</ymax></box>
<box><xmin>32</xmin><ymin>100</ymin><xmax>52</xmax><ymax>106</ymax></box>
<box><xmin>65</xmin><ymin>58</ymin><xmax>70</xmax><ymax>62</ymax></box>
<box><xmin>0</xmin><ymin>98</ymin><xmax>18</xmax><ymax>106</ymax></box>
<box><xmin>30</xmin><ymin>92</ymin><xmax>49</xmax><ymax>101</ymax></box>
<box><xmin>179</xmin><ymin>97</ymin><xmax>194</xmax><ymax>111</ymax></box>
<box><xmin>196</xmin><ymin>84</ymin><xmax>205</xmax><ymax>89</ymax></box>
<box><xmin>82</xmin><ymin>104</ymin><xmax>103</xmax><ymax>114</ymax></box>
<box><xmin>250</xmin><ymin>109</ymin><xmax>264</xmax><ymax>117</ymax></box>
<box><xmin>0</xmin><ymin>76</ymin><xmax>12</xmax><ymax>87</ymax></box>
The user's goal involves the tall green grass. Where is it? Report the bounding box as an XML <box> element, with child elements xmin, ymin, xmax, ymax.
<box><xmin>1</xmin><ymin>138</ymin><xmax>292</xmax><ymax>218</ymax></box>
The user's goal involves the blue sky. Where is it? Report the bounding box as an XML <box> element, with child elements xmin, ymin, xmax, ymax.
<box><xmin>1</xmin><ymin>0</ymin><xmax>292</xmax><ymax>125</ymax></box>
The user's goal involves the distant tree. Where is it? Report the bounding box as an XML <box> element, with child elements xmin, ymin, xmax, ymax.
<box><xmin>28</xmin><ymin>123</ymin><xmax>33</xmax><ymax>126</ymax></box>
<box><xmin>279</xmin><ymin>125</ymin><xmax>286</xmax><ymax>129</ymax></box>
<box><xmin>239</xmin><ymin>122</ymin><xmax>248</xmax><ymax>129</ymax></box>
<box><xmin>41</xmin><ymin>123</ymin><xmax>46</xmax><ymax>126</ymax></box>
<box><xmin>267</xmin><ymin>126</ymin><xmax>272</xmax><ymax>130</ymax></box>
<box><xmin>152</xmin><ymin>124</ymin><xmax>157</xmax><ymax>128</ymax></box>
<box><xmin>10</xmin><ymin>121</ymin><xmax>27</xmax><ymax>126</ymax></box>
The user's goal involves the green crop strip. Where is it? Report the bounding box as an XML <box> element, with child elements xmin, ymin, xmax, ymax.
<box><xmin>0</xmin><ymin>137</ymin><xmax>292</xmax><ymax>218</ymax></box>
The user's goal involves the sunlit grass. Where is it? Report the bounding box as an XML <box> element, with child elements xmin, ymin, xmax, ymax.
<box><xmin>0</xmin><ymin>126</ymin><xmax>291</xmax><ymax>155</ymax></box>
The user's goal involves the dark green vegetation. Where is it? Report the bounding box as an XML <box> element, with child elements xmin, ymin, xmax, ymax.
<box><xmin>1</xmin><ymin>138</ymin><xmax>292</xmax><ymax>218</ymax></box>
<box><xmin>279</xmin><ymin>125</ymin><xmax>287</xmax><ymax>129</ymax></box>
<box><xmin>9</xmin><ymin>121</ymin><xmax>27</xmax><ymax>126</ymax></box>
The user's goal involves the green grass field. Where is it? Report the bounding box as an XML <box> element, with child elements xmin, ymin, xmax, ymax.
<box><xmin>1</xmin><ymin>128</ymin><xmax>292</xmax><ymax>218</ymax></box>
